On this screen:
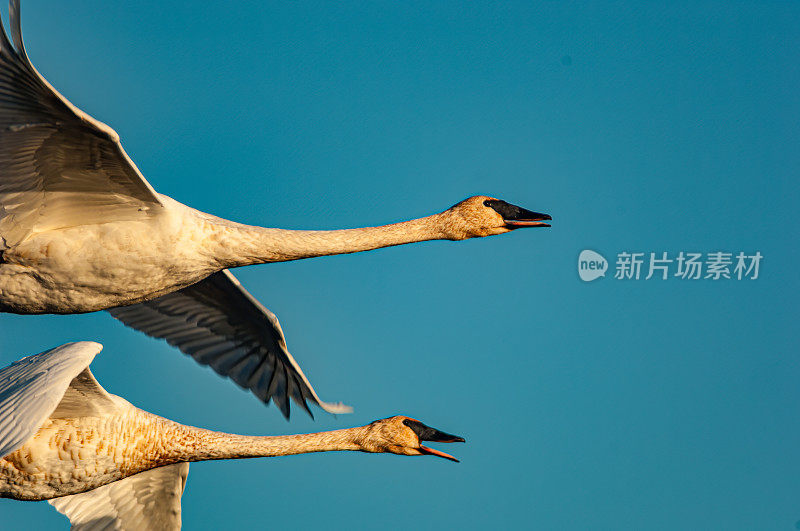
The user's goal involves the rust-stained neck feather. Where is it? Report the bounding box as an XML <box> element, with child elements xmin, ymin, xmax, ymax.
<box><xmin>159</xmin><ymin>420</ymin><xmax>369</xmax><ymax>462</ymax></box>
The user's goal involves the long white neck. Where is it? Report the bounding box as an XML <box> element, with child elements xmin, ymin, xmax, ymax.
<box><xmin>162</xmin><ymin>421</ymin><xmax>369</xmax><ymax>462</ymax></box>
<box><xmin>204</xmin><ymin>213</ymin><xmax>449</xmax><ymax>268</ymax></box>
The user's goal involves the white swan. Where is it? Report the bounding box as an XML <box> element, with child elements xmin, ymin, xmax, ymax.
<box><xmin>0</xmin><ymin>1</ymin><xmax>551</xmax><ymax>417</ymax></box>
<box><xmin>0</xmin><ymin>342</ymin><xmax>464</xmax><ymax>529</ymax></box>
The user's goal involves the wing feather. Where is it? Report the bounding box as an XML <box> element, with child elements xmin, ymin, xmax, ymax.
<box><xmin>0</xmin><ymin>1</ymin><xmax>163</xmax><ymax>247</ymax></box>
<box><xmin>109</xmin><ymin>270</ymin><xmax>351</xmax><ymax>419</ymax></box>
<box><xmin>0</xmin><ymin>341</ymin><xmax>103</xmax><ymax>458</ymax></box>
<box><xmin>49</xmin><ymin>462</ymin><xmax>190</xmax><ymax>531</ymax></box>
<box><xmin>50</xmin><ymin>365</ymin><xmax>120</xmax><ymax>419</ymax></box>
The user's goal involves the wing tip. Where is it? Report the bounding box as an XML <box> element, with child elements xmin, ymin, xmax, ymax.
<box><xmin>8</xmin><ymin>0</ymin><xmax>27</xmax><ymax>61</ymax></box>
<box><xmin>58</xmin><ymin>341</ymin><xmax>104</xmax><ymax>358</ymax></box>
<box><xmin>35</xmin><ymin>341</ymin><xmax>104</xmax><ymax>370</ymax></box>
<box><xmin>317</xmin><ymin>401</ymin><xmax>354</xmax><ymax>415</ymax></box>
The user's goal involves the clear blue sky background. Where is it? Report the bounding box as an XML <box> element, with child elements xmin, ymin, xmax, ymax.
<box><xmin>1</xmin><ymin>1</ymin><xmax>798</xmax><ymax>529</ymax></box>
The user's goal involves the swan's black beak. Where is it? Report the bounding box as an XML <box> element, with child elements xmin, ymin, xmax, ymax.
<box><xmin>403</xmin><ymin>418</ymin><xmax>465</xmax><ymax>462</ymax></box>
<box><xmin>484</xmin><ymin>199</ymin><xmax>551</xmax><ymax>228</ymax></box>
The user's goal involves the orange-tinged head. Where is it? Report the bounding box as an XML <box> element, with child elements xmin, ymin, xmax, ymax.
<box><xmin>440</xmin><ymin>195</ymin><xmax>551</xmax><ymax>240</ymax></box>
<box><xmin>359</xmin><ymin>416</ymin><xmax>465</xmax><ymax>462</ymax></box>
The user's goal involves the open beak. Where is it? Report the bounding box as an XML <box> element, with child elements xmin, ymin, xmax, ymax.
<box><xmin>484</xmin><ymin>199</ymin><xmax>551</xmax><ymax>228</ymax></box>
<box><xmin>419</xmin><ymin>441</ymin><xmax>464</xmax><ymax>463</ymax></box>
<box><xmin>403</xmin><ymin>418</ymin><xmax>465</xmax><ymax>463</ymax></box>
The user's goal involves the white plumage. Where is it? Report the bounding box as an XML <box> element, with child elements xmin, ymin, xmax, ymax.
<box><xmin>0</xmin><ymin>0</ymin><xmax>351</xmax><ymax>417</ymax></box>
<box><xmin>0</xmin><ymin>342</ymin><xmax>104</xmax><ymax>458</ymax></box>
<box><xmin>49</xmin><ymin>463</ymin><xmax>189</xmax><ymax>531</ymax></box>
<box><xmin>0</xmin><ymin>0</ymin><xmax>548</xmax><ymax>419</ymax></box>
<box><xmin>0</xmin><ymin>343</ymin><xmax>464</xmax><ymax>530</ymax></box>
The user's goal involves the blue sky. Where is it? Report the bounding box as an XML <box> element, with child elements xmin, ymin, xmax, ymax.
<box><xmin>1</xmin><ymin>1</ymin><xmax>798</xmax><ymax>529</ymax></box>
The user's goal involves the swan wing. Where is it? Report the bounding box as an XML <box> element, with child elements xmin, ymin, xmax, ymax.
<box><xmin>0</xmin><ymin>1</ymin><xmax>162</xmax><ymax>247</ymax></box>
<box><xmin>0</xmin><ymin>341</ymin><xmax>103</xmax><ymax>458</ymax></box>
<box><xmin>50</xmin><ymin>365</ymin><xmax>122</xmax><ymax>419</ymax></box>
<box><xmin>108</xmin><ymin>270</ymin><xmax>352</xmax><ymax>419</ymax></box>
<box><xmin>49</xmin><ymin>462</ymin><xmax>189</xmax><ymax>531</ymax></box>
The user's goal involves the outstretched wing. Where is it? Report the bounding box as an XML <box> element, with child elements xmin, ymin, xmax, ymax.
<box><xmin>0</xmin><ymin>341</ymin><xmax>103</xmax><ymax>458</ymax></box>
<box><xmin>108</xmin><ymin>270</ymin><xmax>352</xmax><ymax>419</ymax></box>
<box><xmin>0</xmin><ymin>0</ymin><xmax>162</xmax><ymax>247</ymax></box>
<box><xmin>50</xmin><ymin>365</ymin><xmax>121</xmax><ymax>420</ymax></box>
<box><xmin>49</xmin><ymin>462</ymin><xmax>190</xmax><ymax>531</ymax></box>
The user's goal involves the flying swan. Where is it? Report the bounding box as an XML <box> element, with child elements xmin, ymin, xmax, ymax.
<box><xmin>0</xmin><ymin>1</ymin><xmax>551</xmax><ymax>417</ymax></box>
<box><xmin>0</xmin><ymin>342</ymin><xmax>465</xmax><ymax>529</ymax></box>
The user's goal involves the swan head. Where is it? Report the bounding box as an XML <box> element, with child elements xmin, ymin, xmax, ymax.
<box><xmin>440</xmin><ymin>195</ymin><xmax>551</xmax><ymax>240</ymax></box>
<box><xmin>360</xmin><ymin>416</ymin><xmax>465</xmax><ymax>462</ymax></box>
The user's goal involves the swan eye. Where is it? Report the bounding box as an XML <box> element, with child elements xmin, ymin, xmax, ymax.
<box><xmin>483</xmin><ymin>200</ymin><xmax>492</xmax><ymax>207</ymax></box>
